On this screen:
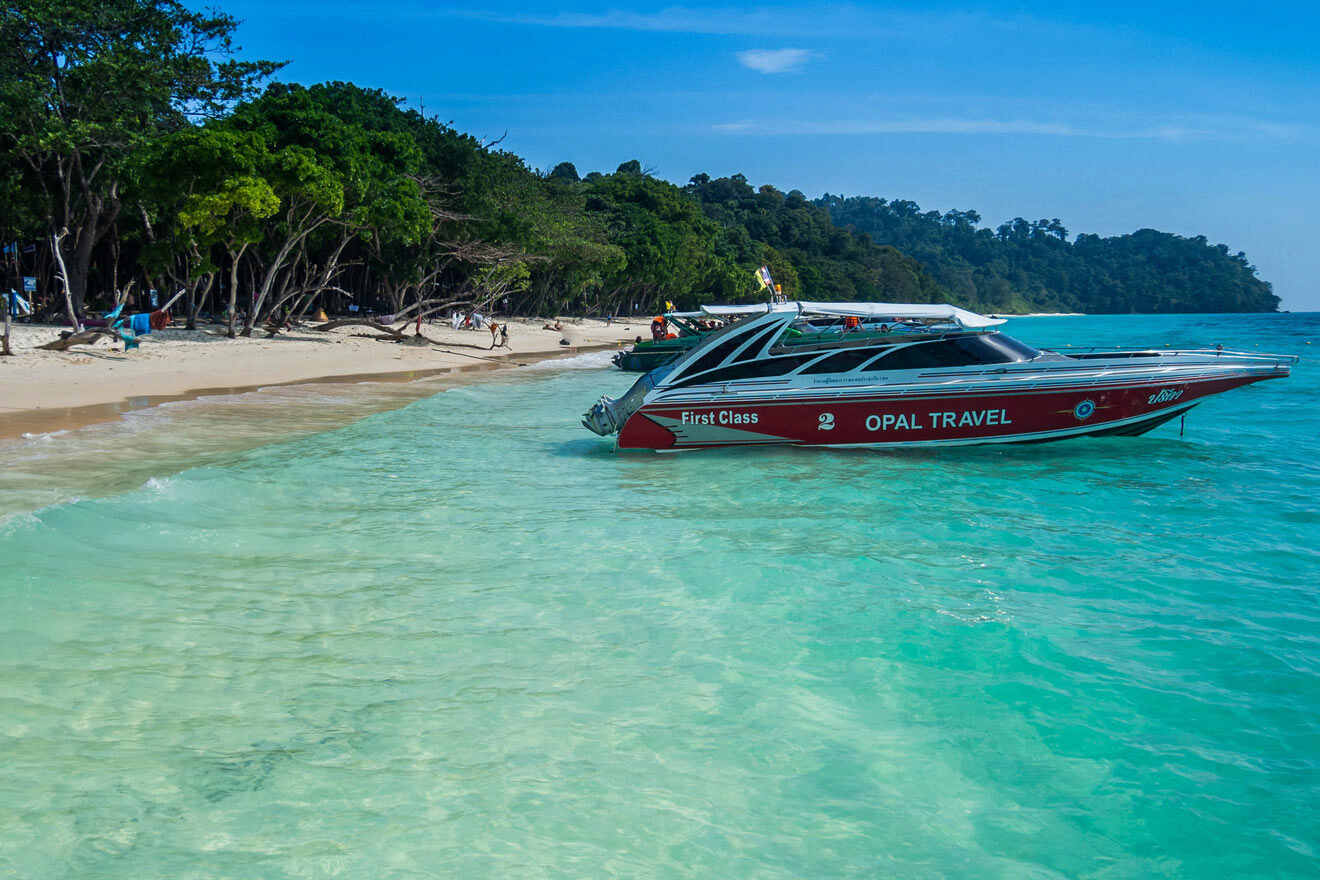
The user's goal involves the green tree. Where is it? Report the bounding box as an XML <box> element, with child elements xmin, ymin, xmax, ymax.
<box><xmin>548</xmin><ymin>162</ymin><xmax>580</xmax><ymax>183</ymax></box>
<box><xmin>138</xmin><ymin>126</ymin><xmax>281</xmax><ymax>334</ymax></box>
<box><xmin>819</xmin><ymin>194</ymin><xmax>1278</xmax><ymax>312</ymax></box>
<box><xmin>224</xmin><ymin>83</ymin><xmax>438</xmax><ymax>333</ymax></box>
<box><xmin>0</xmin><ymin>0</ymin><xmax>279</xmax><ymax>319</ymax></box>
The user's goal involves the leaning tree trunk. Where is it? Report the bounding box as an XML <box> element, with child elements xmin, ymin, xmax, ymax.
<box><xmin>292</xmin><ymin>289</ymin><xmax>319</xmax><ymax>324</ymax></box>
<box><xmin>190</xmin><ymin>274</ymin><xmax>214</xmax><ymax>330</ymax></box>
<box><xmin>37</xmin><ymin>329</ymin><xmax>112</xmax><ymax>351</ymax></box>
<box><xmin>50</xmin><ymin>230</ymin><xmax>81</xmax><ymax>331</ymax></box>
<box><xmin>226</xmin><ymin>244</ymin><xmax>248</xmax><ymax>339</ymax></box>
<box><xmin>244</xmin><ymin>210</ymin><xmax>329</xmax><ymax>336</ymax></box>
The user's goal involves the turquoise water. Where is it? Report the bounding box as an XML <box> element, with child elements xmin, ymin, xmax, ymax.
<box><xmin>2</xmin><ymin>314</ymin><xmax>1317</xmax><ymax>878</ymax></box>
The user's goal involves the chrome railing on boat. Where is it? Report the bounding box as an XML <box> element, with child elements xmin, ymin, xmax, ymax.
<box><xmin>1049</xmin><ymin>346</ymin><xmax>1298</xmax><ymax>364</ymax></box>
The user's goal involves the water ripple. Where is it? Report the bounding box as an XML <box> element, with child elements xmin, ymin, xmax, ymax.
<box><xmin>1</xmin><ymin>314</ymin><xmax>1317</xmax><ymax>878</ymax></box>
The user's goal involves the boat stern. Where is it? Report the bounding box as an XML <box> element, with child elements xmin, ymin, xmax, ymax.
<box><xmin>582</xmin><ymin>395</ymin><xmax>625</xmax><ymax>436</ymax></box>
<box><xmin>581</xmin><ymin>363</ymin><xmax>675</xmax><ymax>439</ymax></box>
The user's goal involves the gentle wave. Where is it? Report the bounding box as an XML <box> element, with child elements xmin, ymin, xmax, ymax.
<box><xmin>19</xmin><ymin>429</ymin><xmax>71</xmax><ymax>441</ymax></box>
<box><xmin>1</xmin><ymin>313</ymin><xmax>1316</xmax><ymax>879</ymax></box>
<box><xmin>520</xmin><ymin>349</ymin><xmax>620</xmax><ymax>370</ymax></box>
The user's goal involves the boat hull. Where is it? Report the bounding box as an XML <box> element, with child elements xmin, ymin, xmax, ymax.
<box><xmin>613</xmin><ymin>346</ymin><xmax>689</xmax><ymax>372</ymax></box>
<box><xmin>616</xmin><ymin>373</ymin><xmax>1275</xmax><ymax>450</ymax></box>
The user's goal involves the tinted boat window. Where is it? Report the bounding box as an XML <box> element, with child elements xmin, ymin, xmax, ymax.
<box><xmin>865</xmin><ymin>333</ymin><xmax>997</xmax><ymax>369</ymax></box>
<box><xmin>974</xmin><ymin>333</ymin><xmax>1040</xmax><ymax>361</ymax></box>
<box><xmin>732</xmin><ymin>324</ymin><xmax>783</xmax><ymax>362</ymax></box>
<box><xmin>676</xmin><ymin>325</ymin><xmax>763</xmax><ymax>378</ymax></box>
<box><xmin>874</xmin><ymin>340</ymin><xmax>976</xmax><ymax>370</ymax></box>
<box><xmin>800</xmin><ymin>347</ymin><xmax>888</xmax><ymax>374</ymax></box>
<box><xmin>672</xmin><ymin>354</ymin><xmax>820</xmax><ymax>388</ymax></box>
<box><xmin>870</xmin><ymin>334</ymin><xmax>1040</xmax><ymax>370</ymax></box>
<box><xmin>950</xmin><ymin>335</ymin><xmax>1015</xmax><ymax>364</ymax></box>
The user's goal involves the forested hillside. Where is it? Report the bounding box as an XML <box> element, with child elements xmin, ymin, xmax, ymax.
<box><xmin>818</xmin><ymin>196</ymin><xmax>1279</xmax><ymax>313</ymax></box>
<box><xmin>0</xmin><ymin>0</ymin><xmax>1279</xmax><ymax>335</ymax></box>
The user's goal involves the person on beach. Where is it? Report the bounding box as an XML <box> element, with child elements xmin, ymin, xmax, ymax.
<box><xmin>499</xmin><ymin>322</ymin><xmax>510</xmax><ymax>348</ymax></box>
<box><xmin>488</xmin><ymin>321</ymin><xmax>500</xmax><ymax>349</ymax></box>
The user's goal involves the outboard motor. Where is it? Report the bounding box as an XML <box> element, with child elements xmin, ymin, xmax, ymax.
<box><xmin>581</xmin><ymin>363</ymin><xmax>673</xmax><ymax>436</ymax></box>
<box><xmin>582</xmin><ymin>395</ymin><xmax>624</xmax><ymax>436</ymax></box>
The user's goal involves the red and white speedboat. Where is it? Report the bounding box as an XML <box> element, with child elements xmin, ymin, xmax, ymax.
<box><xmin>581</xmin><ymin>302</ymin><xmax>1295</xmax><ymax>451</ymax></box>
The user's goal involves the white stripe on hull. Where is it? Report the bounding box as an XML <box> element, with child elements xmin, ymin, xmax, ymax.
<box><xmin>639</xmin><ymin>402</ymin><xmax>1199</xmax><ymax>452</ymax></box>
<box><xmin>799</xmin><ymin>402</ymin><xmax>1199</xmax><ymax>449</ymax></box>
<box><xmin>655</xmin><ymin>365</ymin><xmax>1285</xmax><ymax>408</ymax></box>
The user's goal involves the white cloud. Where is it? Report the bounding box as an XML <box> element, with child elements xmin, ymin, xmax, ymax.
<box><xmin>712</xmin><ymin>117</ymin><xmax>1221</xmax><ymax>140</ymax></box>
<box><xmin>452</xmin><ymin>6</ymin><xmax>863</xmax><ymax>36</ymax></box>
<box><xmin>447</xmin><ymin>6</ymin><xmax>1031</xmax><ymax>39</ymax></box>
<box><xmin>736</xmin><ymin>48</ymin><xmax>816</xmax><ymax>74</ymax></box>
<box><xmin>475</xmin><ymin>8</ymin><xmax>763</xmax><ymax>34</ymax></box>
<box><xmin>708</xmin><ymin>108</ymin><xmax>1317</xmax><ymax>142</ymax></box>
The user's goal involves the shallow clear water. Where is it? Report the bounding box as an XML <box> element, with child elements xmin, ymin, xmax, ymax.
<box><xmin>2</xmin><ymin>315</ymin><xmax>1317</xmax><ymax>878</ymax></box>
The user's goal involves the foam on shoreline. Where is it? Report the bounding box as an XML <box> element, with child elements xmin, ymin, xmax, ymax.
<box><xmin>0</xmin><ymin>318</ymin><xmax>641</xmax><ymax>439</ymax></box>
<box><xmin>0</xmin><ymin>344</ymin><xmax>629</xmax><ymax>519</ymax></box>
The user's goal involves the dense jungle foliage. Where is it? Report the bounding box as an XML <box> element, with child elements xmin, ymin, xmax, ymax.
<box><xmin>817</xmin><ymin>197</ymin><xmax>1278</xmax><ymax>314</ymax></box>
<box><xmin>0</xmin><ymin>0</ymin><xmax>1279</xmax><ymax>335</ymax></box>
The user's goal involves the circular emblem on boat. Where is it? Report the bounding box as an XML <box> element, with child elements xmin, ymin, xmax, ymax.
<box><xmin>1073</xmin><ymin>399</ymin><xmax>1096</xmax><ymax>421</ymax></box>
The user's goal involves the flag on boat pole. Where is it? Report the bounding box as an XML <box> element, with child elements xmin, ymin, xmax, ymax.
<box><xmin>756</xmin><ymin>265</ymin><xmax>774</xmax><ymax>291</ymax></box>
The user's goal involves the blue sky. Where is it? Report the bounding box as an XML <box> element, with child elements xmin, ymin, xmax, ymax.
<box><xmin>223</xmin><ymin>1</ymin><xmax>1320</xmax><ymax>309</ymax></box>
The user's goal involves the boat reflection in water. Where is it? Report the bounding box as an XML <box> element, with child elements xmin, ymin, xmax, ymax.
<box><xmin>583</xmin><ymin>302</ymin><xmax>1296</xmax><ymax>451</ymax></box>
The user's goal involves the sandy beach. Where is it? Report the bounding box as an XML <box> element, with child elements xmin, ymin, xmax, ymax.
<box><xmin>0</xmin><ymin>317</ymin><xmax>644</xmax><ymax>437</ymax></box>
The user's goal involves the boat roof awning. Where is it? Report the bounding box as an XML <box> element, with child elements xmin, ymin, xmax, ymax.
<box><xmin>796</xmin><ymin>302</ymin><xmax>1006</xmax><ymax>328</ymax></box>
<box><xmin>699</xmin><ymin>304</ymin><xmax>777</xmax><ymax>316</ymax></box>
<box><xmin>699</xmin><ymin>301</ymin><xmax>1005</xmax><ymax>328</ymax></box>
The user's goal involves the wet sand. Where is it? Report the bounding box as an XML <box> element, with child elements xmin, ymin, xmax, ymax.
<box><xmin>0</xmin><ymin>318</ymin><xmax>642</xmax><ymax>440</ymax></box>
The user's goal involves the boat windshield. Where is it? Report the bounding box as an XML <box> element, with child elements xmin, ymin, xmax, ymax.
<box><xmin>770</xmin><ymin>325</ymin><xmax>1040</xmax><ymax>369</ymax></box>
<box><xmin>859</xmin><ymin>333</ymin><xmax>1040</xmax><ymax>370</ymax></box>
<box><xmin>775</xmin><ymin>316</ymin><xmax>931</xmax><ymax>346</ymax></box>
<box><xmin>662</xmin><ymin>308</ymin><xmax>1042</xmax><ymax>389</ymax></box>
<box><xmin>963</xmin><ymin>333</ymin><xmax>1040</xmax><ymax>362</ymax></box>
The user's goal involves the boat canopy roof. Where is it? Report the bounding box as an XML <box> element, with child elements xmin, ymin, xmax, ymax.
<box><xmin>700</xmin><ymin>301</ymin><xmax>1005</xmax><ymax>329</ymax></box>
<box><xmin>697</xmin><ymin>304</ymin><xmax>777</xmax><ymax>317</ymax></box>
